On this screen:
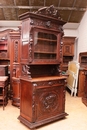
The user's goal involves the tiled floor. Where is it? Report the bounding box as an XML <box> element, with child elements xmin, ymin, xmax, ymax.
<box><xmin>0</xmin><ymin>91</ymin><xmax>87</xmax><ymax>130</ymax></box>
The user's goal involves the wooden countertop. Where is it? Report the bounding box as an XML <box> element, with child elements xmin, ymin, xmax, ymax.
<box><xmin>21</xmin><ymin>75</ymin><xmax>67</xmax><ymax>82</ymax></box>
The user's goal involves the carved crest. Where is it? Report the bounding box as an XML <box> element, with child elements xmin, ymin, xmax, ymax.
<box><xmin>36</xmin><ymin>5</ymin><xmax>62</xmax><ymax>20</ymax></box>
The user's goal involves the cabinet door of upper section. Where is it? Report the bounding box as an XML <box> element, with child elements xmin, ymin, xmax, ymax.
<box><xmin>21</xmin><ymin>28</ymin><xmax>62</xmax><ymax>64</ymax></box>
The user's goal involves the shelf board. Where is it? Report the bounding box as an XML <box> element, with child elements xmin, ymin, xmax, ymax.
<box><xmin>35</xmin><ymin>37</ymin><xmax>57</xmax><ymax>42</ymax></box>
<box><xmin>34</xmin><ymin>51</ymin><xmax>56</xmax><ymax>54</ymax></box>
<box><xmin>63</xmin><ymin>55</ymin><xmax>74</xmax><ymax>56</ymax></box>
<box><xmin>0</xmin><ymin>49</ymin><xmax>7</xmax><ymax>51</ymax></box>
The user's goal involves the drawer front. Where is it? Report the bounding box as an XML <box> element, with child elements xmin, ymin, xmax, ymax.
<box><xmin>32</xmin><ymin>79</ymin><xmax>66</xmax><ymax>89</ymax></box>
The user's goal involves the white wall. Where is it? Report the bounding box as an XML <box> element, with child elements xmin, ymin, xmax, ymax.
<box><xmin>63</xmin><ymin>11</ymin><xmax>87</xmax><ymax>62</ymax></box>
<box><xmin>77</xmin><ymin>11</ymin><xmax>87</xmax><ymax>60</ymax></box>
<box><xmin>64</xmin><ymin>29</ymin><xmax>78</xmax><ymax>37</ymax></box>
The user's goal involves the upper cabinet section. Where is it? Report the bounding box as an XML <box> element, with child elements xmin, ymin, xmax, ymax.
<box><xmin>19</xmin><ymin>5</ymin><xmax>66</xmax><ymax>65</ymax></box>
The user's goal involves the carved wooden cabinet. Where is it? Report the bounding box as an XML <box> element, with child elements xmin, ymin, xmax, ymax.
<box><xmin>8</xmin><ymin>31</ymin><xmax>21</xmax><ymax>104</ymax></box>
<box><xmin>77</xmin><ymin>69</ymin><xmax>85</xmax><ymax>97</ymax></box>
<box><xmin>61</xmin><ymin>37</ymin><xmax>75</xmax><ymax>71</ymax></box>
<box><xmin>18</xmin><ymin>5</ymin><xmax>68</xmax><ymax>129</ymax></box>
<box><xmin>77</xmin><ymin>52</ymin><xmax>87</xmax><ymax>97</ymax></box>
<box><xmin>19</xmin><ymin>76</ymin><xmax>67</xmax><ymax>128</ymax></box>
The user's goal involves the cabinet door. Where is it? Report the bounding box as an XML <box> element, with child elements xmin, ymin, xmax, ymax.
<box><xmin>21</xmin><ymin>28</ymin><xmax>61</xmax><ymax>64</ymax></box>
<box><xmin>63</xmin><ymin>43</ymin><xmax>74</xmax><ymax>56</ymax></box>
<box><xmin>34</xmin><ymin>31</ymin><xmax>57</xmax><ymax>60</ymax></box>
<box><xmin>35</xmin><ymin>85</ymin><xmax>65</xmax><ymax>121</ymax></box>
<box><xmin>62</xmin><ymin>37</ymin><xmax>75</xmax><ymax>56</ymax></box>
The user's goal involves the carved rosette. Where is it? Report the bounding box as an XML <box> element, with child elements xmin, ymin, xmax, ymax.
<box><xmin>39</xmin><ymin>91</ymin><xmax>59</xmax><ymax>113</ymax></box>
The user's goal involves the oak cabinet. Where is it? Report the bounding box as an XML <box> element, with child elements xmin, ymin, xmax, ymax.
<box><xmin>77</xmin><ymin>69</ymin><xmax>85</xmax><ymax>97</ymax></box>
<box><xmin>8</xmin><ymin>31</ymin><xmax>21</xmax><ymax>103</ymax></box>
<box><xmin>77</xmin><ymin>52</ymin><xmax>87</xmax><ymax>97</ymax></box>
<box><xmin>19</xmin><ymin>76</ymin><xmax>67</xmax><ymax>128</ymax></box>
<box><xmin>78</xmin><ymin>52</ymin><xmax>87</xmax><ymax>104</ymax></box>
<box><xmin>18</xmin><ymin>5</ymin><xmax>68</xmax><ymax>129</ymax></box>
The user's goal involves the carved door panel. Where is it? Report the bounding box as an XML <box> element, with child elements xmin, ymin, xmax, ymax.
<box><xmin>35</xmin><ymin>85</ymin><xmax>65</xmax><ymax>121</ymax></box>
<box><xmin>63</xmin><ymin>44</ymin><xmax>74</xmax><ymax>56</ymax></box>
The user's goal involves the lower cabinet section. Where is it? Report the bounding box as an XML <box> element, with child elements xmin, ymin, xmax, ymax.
<box><xmin>77</xmin><ymin>69</ymin><xmax>85</xmax><ymax>97</ymax></box>
<box><xmin>18</xmin><ymin>76</ymin><xmax>68</xmax><ymax>129</ymax></box>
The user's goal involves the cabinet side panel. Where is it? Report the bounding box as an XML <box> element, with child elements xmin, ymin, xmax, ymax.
<box><xmin>20</xmin><ymin>79</ymin><xmax>33</xmax><ymax>122</ymax></box>
<box><xmin>21</xmin><ymin>19</ymin><xmax>30</xmax><ymax>60</ymax></box>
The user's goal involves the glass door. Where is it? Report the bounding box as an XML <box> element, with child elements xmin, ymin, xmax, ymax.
<box><xmin>34</xmin><ymin>31</ymin><xmax>57</xmax><ymax>60</ymax></box>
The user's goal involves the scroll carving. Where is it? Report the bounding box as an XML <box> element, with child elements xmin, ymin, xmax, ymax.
<box><xmin>39</xmin><ymin>92</ymin><xmax>58</xmax><ymax>113</ymax></box>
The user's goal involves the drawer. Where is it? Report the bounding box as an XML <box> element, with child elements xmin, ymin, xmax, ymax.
<box><xmin>32</xmin><ymin>79</ymin><xmax>65</xmax><ymax>89</ymax></box>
